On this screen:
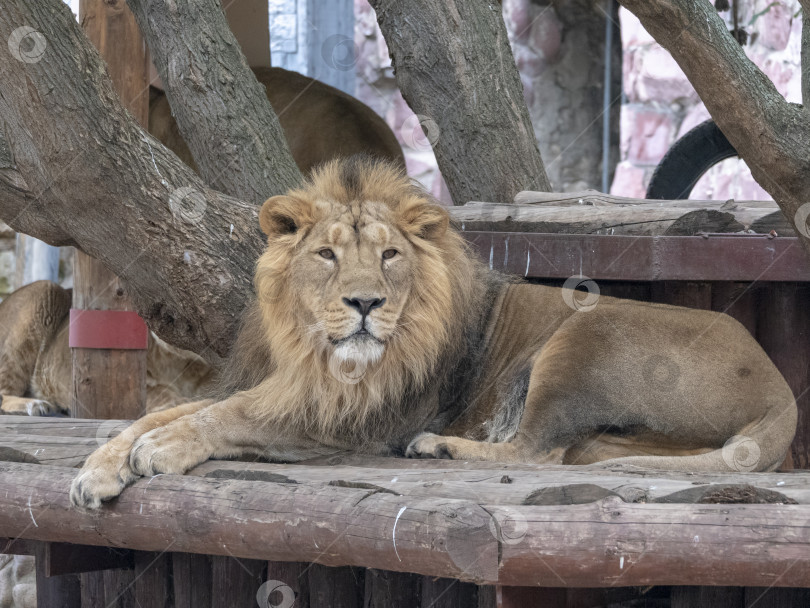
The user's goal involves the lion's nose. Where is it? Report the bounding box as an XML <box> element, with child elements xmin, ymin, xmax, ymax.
<box><xmin>342</xmin><ymin>297</ymin><xmax>386</xmax><ymax>316</ymax></box>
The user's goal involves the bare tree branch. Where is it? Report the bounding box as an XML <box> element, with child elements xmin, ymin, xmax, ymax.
<box><xmin>0</xmin><ymin>0</ymin><xmax>264</xmax><ymax>365</ymax></box>
<box><xmin>127</xmin><ymin>0</ymin><xmax>302</xmax><ymax>203</ymax></box>
<box><xmin>619</xmin><ymin>0</ymin><xmax>810</xmax><ymax>255</ymax></box>
<box><xmin>368</xmin><ymin>0</ymin><xmax>551</xmax><ymax>204</ymax></box>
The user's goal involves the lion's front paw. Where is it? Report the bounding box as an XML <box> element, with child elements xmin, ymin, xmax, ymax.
<box><xmin>1</xmin><ymin>396</ymin><xmax>68</xmax><ymax>417</ymax></box>
<box><xmin>129</xmin><ymin>419</ymin><xmax>210</xmax><ymax>477</ymax></box>
<box><xmin>405</xmin><ymin>432</ymin><xmax>454</xmax><ymax>459</ymax></box>
<box><xmin>70</xmin><ymin>448</ymin><xmax>137</xmax><ymax>509</ymax></box>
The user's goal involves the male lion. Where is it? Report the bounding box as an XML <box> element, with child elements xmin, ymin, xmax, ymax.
<box><xmin>71</xmin><ymin>157</ymin><xmax>797</xmax><ymax>508</ymax></box>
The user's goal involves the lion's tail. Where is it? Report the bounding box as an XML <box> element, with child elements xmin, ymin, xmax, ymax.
<box><xmin>600</xmin><ymin>386</ymin><xmax>797</xmax><ymax>473</ymax></box>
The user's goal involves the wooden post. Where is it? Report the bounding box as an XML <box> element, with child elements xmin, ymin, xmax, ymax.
<box><xmin>73</xmin><ymin>0</ymin><xmax>149</xmax><ymax>419</ymax></box>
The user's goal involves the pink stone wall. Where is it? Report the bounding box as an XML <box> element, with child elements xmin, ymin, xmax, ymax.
<box><xmin>613</xmin><ymin>1</ymin><xmax>802</xmax><ymax>200</ymax></box>
<box><xmin>355</xmin><ymin>0</ymin><xmax>801</xmax><ymax>202</ymax></box>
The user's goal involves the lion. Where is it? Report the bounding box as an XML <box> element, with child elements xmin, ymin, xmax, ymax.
<box><xmin>149</xmin><ymin>67</ymin><xmax>405</xmax><ymax>174</ymax></box>
<box><xmin>70</xmin><ymin>156</ymin><xmax>797</xmax><ymax>509</ymax></box>
<box><xmin>0</xmin><ymin>281</ymin><xmax>215</xmax><ymax>418</ymax></box>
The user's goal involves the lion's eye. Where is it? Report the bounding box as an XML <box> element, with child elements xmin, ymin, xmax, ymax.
<box><xmin>318</xmin><ymin>248</ymin><xmax>335</xmax><ymax>260</ymax></box>
<box><xmin>382</xmin><ymin>249</ymin><xmax>398</xmax><ymax>260</ymax></box>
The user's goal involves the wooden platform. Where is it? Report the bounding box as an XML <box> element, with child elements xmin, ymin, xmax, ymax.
<box><xmin>1</xmin><ymin>416</ymin><xmax>810</xmax><ymax>608</ymax></box>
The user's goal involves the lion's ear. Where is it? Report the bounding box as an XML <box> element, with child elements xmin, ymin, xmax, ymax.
<box><xmin>259</xmin><ymin>195</ymin><xmax>313</xmax><ymax>236</ymax></box>
<box><xmin>399</xmin><ymin>202</ymin><xmax>449</xmax><ymax>241</ymax></box>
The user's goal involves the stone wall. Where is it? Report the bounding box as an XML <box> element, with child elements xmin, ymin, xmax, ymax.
<box><xmin>355</xmin><ymin>0</ymin><xmax>622</xmax><ymax>198</ymax></box>
<box><xmin>612</xmin><ymin>1</ymin><xmax>803</xmax><ymax>199</ymax></box>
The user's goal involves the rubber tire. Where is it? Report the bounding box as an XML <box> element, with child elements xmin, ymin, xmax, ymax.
<box><xmin>645</xmin><ymin>119</ymin><xmax>738</xmax><ymax>200</ymax></box>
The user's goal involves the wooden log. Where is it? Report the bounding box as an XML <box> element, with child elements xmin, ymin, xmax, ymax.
<box><xmin>2</xmin><ymin>462</ymin><xmax>810</xmax><ymax>587</ymax></box>
<box><xmin>452</xmin><ymin>198</ymin><xmax>792</xmax><ymax>236</ymax></box>
<box><xmin>74</xmin><ymin>0</ymin><xmax>148</xmax><ymax>420</ymax></box>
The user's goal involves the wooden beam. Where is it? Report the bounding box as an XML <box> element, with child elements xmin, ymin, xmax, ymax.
<box><xmin>2</xmin><ymin>461</ymin><xmax>810</xmax><ymax>588</ymax></box>
<box><xmin>74</xmin><ymin>0</ymin><xmax>148</xmax><ymax>420</ymax></box>
<box><xmin>462</xmin><ymin>233</ymin><xmax>810</xmax><ymax>282</ymax></box>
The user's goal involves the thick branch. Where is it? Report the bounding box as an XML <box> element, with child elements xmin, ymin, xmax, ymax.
<box><xmin>368</xmin><ymin>0</ymin><xmax>551</xmax><ymax>204</ymax></box>
<box><xmin>619</xmin><ymin>0</ymin><xmax>810</xmax><ymax>255</ymax></box>
<box><xmin>0</xmin><ymin>0</ymin><xmax>265</xmax><ymax>365</ymax></box>
<box><xmin>127</xmin><ymin>0</ymin><xmax>302</xmax><ymax>203</ymax></box>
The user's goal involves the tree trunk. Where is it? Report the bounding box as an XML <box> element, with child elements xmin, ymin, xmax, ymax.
<box><xmin>0</xmin><ymin>0</ymin><xmax>269</xmax><ymax>365</ymax></box>
<box><xmin>618</xmin><ymin>0</ymin><xmax>810</xmax><ymax>257</ymax></box>
<box><xmin>368</xmin><ymin>0</ymin><xmax>551</xmax><ymax>204</ymax></box>
<box><xmin>126</xmin><ymin>0</ymin><xmax>302</xmax><ymax>204</ymax></box>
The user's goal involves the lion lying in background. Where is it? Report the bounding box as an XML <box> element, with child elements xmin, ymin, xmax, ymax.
<box><xmin>150</xmin><ymin>67</ymin><xmax>405</xmax><ymax>174</ymax></box>
<box><xmin>71</xmin><ymin>157</ymin><xmax>797</xmax><ymax>508</ymax></box>
<box><xmin>0</xmin><ymin>281</ymin><xmax>215</xmax><ymax>418</ymax></box>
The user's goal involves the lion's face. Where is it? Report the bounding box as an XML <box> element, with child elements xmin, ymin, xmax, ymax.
<box><xmin>254</xmin><ymin>159</ymin><xmax>457</xmax><ymax>377</ymax></box>
<box><xmin>287</xmin><ymin>199</ymin><xmax>419</xmax><ymax>366</ymax></box>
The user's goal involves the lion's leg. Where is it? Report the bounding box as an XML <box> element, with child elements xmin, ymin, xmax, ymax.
<box><xmin>70</xmin><ymin>399</ymin><xmax>214</xmax><ymax>508</ymax></box>
<box><xmin>0</xmin><ymin>281</ymin><xmax>70</xmax><ymax>416</ymax></box>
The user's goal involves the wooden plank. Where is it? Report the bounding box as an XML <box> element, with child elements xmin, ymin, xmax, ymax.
<box><xmin>650</xmin><ymin>281</ymin><xmax>712</xmax><ymax>309</ymax></box>
<box><xmin>496</xmin><ymin>586</ymin><xmax>566</xmax><ymax>608</ymax></box>
<box><xmin>420</xmin><ymin>576</ymin><xmax>478</xmax><ymax>608</ymax></box>
<box><xmin>712</xmin><ymin>282</ymin><xmax>759</xmax><ymax>336</ymax></box>
<box><xmin>211</xmin><ymin>555</ymin><xmax>266</xmax><ymax>608</ymax></box>
<box><xmin>45</xmin><ymin>541</ymin><xmax>133</xmax><ymax>576</ymax></box>
<box><xmin>308</xmin><ymin>565</ymin><xmax>363</xmax><ymax>608</ymax></box>
<box><xmin>0</xmin><ymin>537</ymin><xmax>37</xmax><ymax>555</ymax></box>
<box><xmin>757</xmin><ymin>283</ymin><xmax>810</xmax><ymax>469</ymax></box>
<box><xmin>103</xmin><ymin>567</ymin><xmax>137</xmax><ymax>608</ymax></box>
<box><xmin>3</xmin><ymin>462</ymin><xmax>810</xmax><ymax>587</ymax></box>
<box><xmin>133</xmin><ymin>551</ymin><xmax>173</xmax><ymax>608</ymax></box>
<box><xmin>744</xmin><ymin>587</ymin><xmax>810</xmax><ymax>607</ymax></box>
<box><xmin>462</xmin><ymin>232</ymin><xmax>810</xmax><ymax>282</ymax></box>
<box><xmin>74</xmin><ymin>0</ymin><xmax>148</xmax><ymax>420</ymax></box>
<box><xmin>364</xmin><ymin>568</ymin><xmax>420</xmax><ymax>608</ymax></box>
<box><xmin>35</xmin><ymin>542</ymin><xmax>81</xmax><ymax>608</ymax></box>
<box><xmin>671</xmin><ymin>586</ymin><xmax>744</xmax><ymax>607</ymax></box>
<box><xmin>265</xmin><ymin>561</ymin><xmax>310</xmax><ymax>608</ymax></box>
<box><xmin>173</xmin><ymin>553</ymin><xmax>212</xmax><ymax>608</ymax></box>
<box><xmin>80</xmin><ymin>571</ymin><xmax>107</xmax><ymax>608</ymax></box>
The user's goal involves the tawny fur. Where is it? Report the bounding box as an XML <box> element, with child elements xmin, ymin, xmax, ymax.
<box><xmin>0</xmin><ymin>281</ymin><xmax>215</xmax><ymax>417</ymax></box>
<box><xmin>69</xmin><ymin>157</ymin><xmax>797</xmax><ymax>509</ymax></box>
<box><xmin>150</xmin><ymin>67</ymin><xmax>405</xmax><ymax>175</ymax></box>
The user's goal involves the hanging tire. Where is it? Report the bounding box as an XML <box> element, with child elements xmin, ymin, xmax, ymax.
<box><xmin>645</xmin><ymin>119</ymin><xmax>738</xmax><ymax>200</ymax></box>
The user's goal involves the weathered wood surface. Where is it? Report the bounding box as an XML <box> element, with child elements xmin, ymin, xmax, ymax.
<box><xmin>461</xmin><ymin>232</ymin><xmax>810</xmax><ymax>282</ymax></box>
<box><xmin>73</xmin><ymin>0</ymin><xmax>148</xmax><ymax>421</ymax></box>
<box><xmin>1</xmin><ymin>418</ymin><xmax>808</xmax><ymax>505</ymax></box>
<box><xmin>454</xmin><ymin>193</ymin><xmax>792</xmax><ymax>236</ymax></box>
<box><xmin>1</xmin><ymin>460</ymin><xmax>810</xmax><ymax>587</ymax></box>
